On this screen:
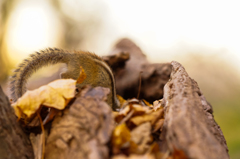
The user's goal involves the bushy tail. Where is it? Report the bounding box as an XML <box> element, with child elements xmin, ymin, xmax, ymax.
<box><xmin>9</xmin><ymin>48</ymin><xmax>70</xmax><ymax>102</ymax></box>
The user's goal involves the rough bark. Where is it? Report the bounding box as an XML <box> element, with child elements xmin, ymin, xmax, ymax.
<box><xmin>160</xmin><ymin>61</ymin><xmax>229</xmax><ymax>159</ymax></box>
<box><xmin>105</xmin><ymin>38</ymin><xmax>172</xmax><ymax>103</ymax></box>
<box><xmin>45</xmin><ymin>86</ymin><xmax>114</xmax><ymax>159</ymax></box>
<box><xmin>0</xmin><ymin>86</ymin><xmax>34</xmax><ymax>159</ymax></box>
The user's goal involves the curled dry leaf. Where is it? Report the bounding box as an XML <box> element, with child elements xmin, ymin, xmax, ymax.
<box><xmin>130</xmin><ymin>114</ymin><xmax>156</xmax><ymax>126</ymax></box>
<box><xmin>117</xmin><ymin>94</ymin><xmax>127</xmax><ymax>107</ymax></box>
<box><xmin>130</xmin><ymin>108</ymin><xmax>163</xmax><ymax>127</ymax></box>
<box><xmin>141</xmin><ymin>99</ymin><xmax>152</xmax><ymax>107</ymax></box>
<box><xmin>150</xmin><ymin>108</ymin><xmax>164</xmax><ymax>128</ymax></box>
<box><xmin>115</xmin><ymin>104</ymin><xmax>151</xmax><ymax>124</ymax></box>
<box><xmin>111</xmin><ymin>123</ymin><xmax>138</xmax><ymax>155</ymax></box>
<box><xmin>152</xmin><ymin>119</ymin><xmax>164</xmax><ymax>133</ymax></box>
<box><xmin>169</xmin><ymin>147</ymin><xmax>188</xmax><ymax>159</ymax></box>
<box><xmin>152</xmin><ymin>99</ymin><xmax>163</xmax><ymax>111</ymax></box>
<box><xmin>112</xmin><ymin>123</ymin><xmax>131</xmax><ymax>148</ymax></box>
<box><xmin>76</xmin><ymin>66</ymin><xmax>87</xmax><ymax>84</ymax></box>
<box><xmin>111</xmin><ymin>98</ymin><xmax>165</xmax><ymax>158</ymax></box>
<box><xmin>131</xmin><ymin>122</ymin><xmax>152</xmax><ymax>154</ymax></box>
<box><xmin>115</xmin><ymin>100</ymin><xmax>164</xmax><ymax>130</ymax></box>
<box><xmin>146</xmin><ymin>142</ymin><xmax>166</xmax><ymax>159</ymax></box>
<box><xmin>11</xmin><ymin>79</ymin><xmax>76</xmax><ymax>119</ymax></box>
<box><xmin>112</xmin><ymin>154</ymin><xmax>155</xmax><ymax>159</ymax></box>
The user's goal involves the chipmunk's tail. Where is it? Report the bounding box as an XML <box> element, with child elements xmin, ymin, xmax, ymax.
<box><xmin>9</xmin><ymin>48</ymin><xmax>71</xmax><ymax>102</ymax></box>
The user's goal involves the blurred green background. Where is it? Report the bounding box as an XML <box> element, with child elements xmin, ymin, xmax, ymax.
<box><xmin>0</xmin><ymin>0</ymin><xmax>239</xmax><ymax>158</ymax></box>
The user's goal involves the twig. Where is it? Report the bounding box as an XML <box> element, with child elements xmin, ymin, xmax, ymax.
<box><xmin>37</xmin><ymin>113</ymin><xmax>45</xmax><ymax>159</ymax></box>
<box><xmin>137</xmin><ymin>71</ymin><xmax>143</xmax><ymax>99</ymax></box>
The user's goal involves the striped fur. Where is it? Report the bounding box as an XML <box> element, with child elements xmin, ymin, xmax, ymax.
<box><xmin>9</xmin><ymin>48</ymin><xmax>119</xmax><ymax>110</ymax></box>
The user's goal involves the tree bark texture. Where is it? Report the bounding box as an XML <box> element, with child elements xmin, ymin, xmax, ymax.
<box><xmin>104</xmin><ymin>38</ymin><xmax>172</xmax><ymax>103</ymax></box>
<box><xmin>0</xmin><ymin>86</ymin><xmax>34</xmax><ymax>159</ymax></box>
<box><xmin>45</xmin><ymin>86</ymin><xmax>114</xmax><ymax>159</ymax></box>
<box><xmin>160</xmin><ymin>61</ymin><xmax>229</xmax><ymax>159</ymax></box>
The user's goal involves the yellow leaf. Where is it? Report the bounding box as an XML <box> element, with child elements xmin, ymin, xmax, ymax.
<box><xmin>130</xmin><ymin>114</ymin><xmax>155</xmax><ymax>126</ymax></box>
<box><xmin>141</xmin><ymin>99</ymin><xmax>151</xmax><ymax>107</ymax></box>
<box><xmin>48</xmin><ymin>78</ymin><xmax>76</xmax><ymax>99</ymax></box>
<box><xmin>111</xmin><ymin>123</ymin><xmax>138</xmax><ymax>155</ymax></box>
<box><xmin>117</xmin><ymin>95</ymin><xmax>126</xmax><ymax>107</ymax></box>
<box><xmin>12</xmin><ymin>79</ymin><xmax>76</xmax><ymax>119</ymax></box>
<box><xmin>112</xmin><ymin>123</ymin><xmax>131</xmax><ymax>148</ymax></box>
<box><xmin>115</xmin><ymin>104</ymin><xmax>152</xmax><ymax>124</ymax></box>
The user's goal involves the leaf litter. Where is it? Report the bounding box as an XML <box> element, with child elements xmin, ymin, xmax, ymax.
<box><xmin>10</xmin><ymin>66</ymin><xmax>171</xmax><ymax>159</ymax></box>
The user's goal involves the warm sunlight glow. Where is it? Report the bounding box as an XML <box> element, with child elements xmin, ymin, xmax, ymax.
<box><xmin>106</xmin><ymin>0</ymin><xmax>240</xmax><ymax>65</ymax></box>
<box><xmin>5</xmin><ymin>0</ymin><xmax>240</xmax><ymax>68</ymax></box>
<box><xmin>6</xmin><ymin>1</ymin><xmax>62</xmax><ymax>63</ymax></box>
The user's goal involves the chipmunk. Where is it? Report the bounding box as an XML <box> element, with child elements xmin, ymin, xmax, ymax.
<box><xmin>9</xmin><ymin>48</ymin><xmax>120</xmax><ymax>110</ymax></box>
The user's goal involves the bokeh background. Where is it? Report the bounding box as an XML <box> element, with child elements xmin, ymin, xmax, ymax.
<box><xmin>0</xmin><ymin>0</ymin><xmax>239</xmax><ymax>158</ymax></box>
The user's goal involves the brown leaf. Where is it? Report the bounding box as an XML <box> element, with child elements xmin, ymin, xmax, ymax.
<box><xmin>115</xmin><ymin>104</ymin><xmax>151</xmax><ymax>124</ymax></box>
<box><xmin>141</xmin><ymin>99</ymin><xmax>152</xmax><ymax>107</ymax></box>
<box><xmin>112</xmin><ymin>154</ymin><xmax>155</xmax><ymax>159</ymax></box>
<box><xmin>76</xmin><ymin>66</ymin><xmax>87</xmax><ymax>84</ymax></box>
<box><xmin>117</xmin><ymin>94</ymin><xmax>127</xmax><ymax>108</ymax></box>
<box><xmin>152</xmin><ymin>99</ymin><xmax>163</xmax><ymax>111</ymax></box>
<box><xmin>131</xmin><ymin>122</ymin><xmax>152</xmax><ymax>154</ymax></box>
<box><xmin>111</xmin><ymin>123</ymin><xmax>138</xmax><ymax>155</ymax></box>
<box><xmin>150</xmin><ymin>108</ymin><xmax>164</xmax><ymax>125</ymax></box>
<box><xmin>129</xmin><ymin>108</ymin><xmax>163</xmax><ymax>127</ymax></box>
<box><xmin>147</xmin><ymin>142</ymin><xmax>166</xmax><ymax>159</ymax></box>
<box><xmin>130</xmin><ymin>114</ymin><xmax>155</xmax><ymax>126</ymax></box>
<box><xmin>152</xmin><ymin>119</ymin><xmax>164</xmax><ymax>133</ymax></box>
<box><xmin>171</xmin><ymin>147</ymin><xmax>188</xmax><ymax>159</ymax></box>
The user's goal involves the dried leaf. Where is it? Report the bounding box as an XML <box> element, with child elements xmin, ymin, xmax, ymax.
<box><xmin>171</xmin><ymin>147</ymin><xmax>188</xmax><ymax>159</ymax></box>
<box><xmin>141</xmin><ymin>99</ymin><xmax>152</xmax><ymax>107</ymax></box>
<box><xmin>153</xmin><ymin>99</ymin><xmax>163</xmax><ymax>111</ymax></box>
<box><xmin>131</xmin><ymin>122</ymin><xmax>152</xmax><ymax>154</ymax></box>
<box><xmin>147</xmin><ymin>142</ymin><xmax>159</xmax><ymax>154</ymax></box>
<box><xmin>152</xmin><ymin>119</ymin><xmax>164</xmax><ymax>133</ymax></box>
<box><xmin>76</xmin><ymin>66</ymin><xmax>87</xmax><ymax>84</ymax></box>
<box><xmin>112</xmin><ymin>154</ymin><xmax>155</xmax><ymax>159</ymax></box>
<box><xmin>131</xmin><ymin>104</ymin><xmax>151</xmax><ymax>115</ymax></box>
<box><xmin>147</xmin><ymin>142</ymin><xmax>166</xmax><ymax>159</ymax></box>
<box><xmin>114</xmin><ymin>105</ymin><xmax>131</xmax><ymax>123</ymax></box>
<box><xmin>12</xmin><ymin>79</ymin><xmax>76</xmax><ymax>119</ymax></box>
<box><xmin>117</xmin><ymin>94</ymin><xmax>127</xmax><ymax>107</ymax></box>
<box><xmin>111</xmin><ymin>123</ymin><xmax>138</xmax><ymax>155</ymax></box>
<box><xmin>111</xmin><ymin>99</ymin><xmax>165</xmax><ymax>157</ymax></box>
<box><xmin>130</xmin><ymin>108</ymin><xmax>163</xmax><ymax>127</ymax></box>
<box><xmin>115</xmin><ymin>104</ymin><xmax>151</xmax><ymax>124</ymax></box>
<box><xmin>130</xmin><ymin>114</ymin><xmax>155</xmax><ymax>126</ymax></box>
<box><xmin>112</xmin><ymin>123</ymin><xmax>131</xmax><ymax>148</ymax></box>
<box><xmin>150</xmin><ymin>109</ymin><xmax>164</xmax><ymax>125</ymax></box>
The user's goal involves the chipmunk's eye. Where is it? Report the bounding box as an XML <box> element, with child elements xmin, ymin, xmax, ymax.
<box><xmin>75</xmin><ymin>88</ymin><xmax>79</xmax><ymax>93</ymax></box>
